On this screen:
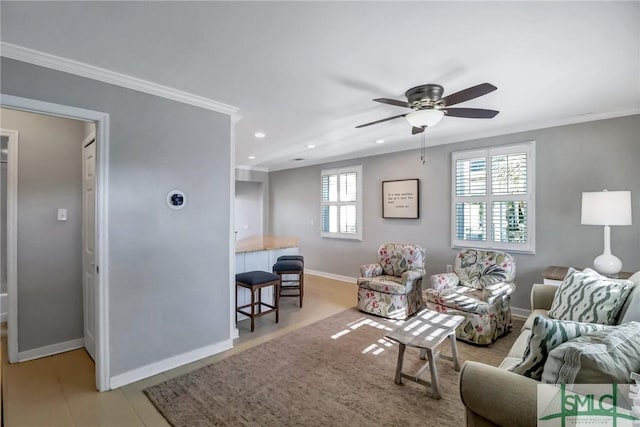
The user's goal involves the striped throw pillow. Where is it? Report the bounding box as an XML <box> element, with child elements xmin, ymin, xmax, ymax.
<box><xmin>509</xmin><ymin>316</ymin><xmax>606</xmax><ymax>380</ymax></box>
<box><xmin>548</xmin><ymin>268</ymin><xmax>632</xmax><ymax>325</ymax></box>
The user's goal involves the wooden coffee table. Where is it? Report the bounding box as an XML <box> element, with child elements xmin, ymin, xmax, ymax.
<box><xmin>385</xmin><ymin>308</ymin><xmax>465</xmax><ymax>399</ymax></box>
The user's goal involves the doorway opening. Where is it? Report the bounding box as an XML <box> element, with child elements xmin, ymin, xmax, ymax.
<box><xmin>0</xmin><ymin>95</ymin><xmax>110</xmax><ymax>391</ymax></box>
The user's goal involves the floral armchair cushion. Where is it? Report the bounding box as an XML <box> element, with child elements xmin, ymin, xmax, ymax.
<box><xmin>453</xmin><ymin>249</ymin><xmax>516</xmax><ymax>290</ymax></box>
<box><xmin>376</xmin><ymin>243</ymin><xmax>426</xmax><ymax>277</ymax></box>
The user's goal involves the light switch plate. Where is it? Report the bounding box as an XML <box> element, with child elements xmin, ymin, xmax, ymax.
<box><xmin>57</xmin><ymin>208</ymin><xmax>67</xmax><ymax>221</ymax></box>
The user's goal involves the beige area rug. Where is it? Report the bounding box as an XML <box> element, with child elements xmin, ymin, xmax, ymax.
<box><xmin>144</xmin><ymin>309</ymin><xmax>523</xmax><ymax>427</ymax></box>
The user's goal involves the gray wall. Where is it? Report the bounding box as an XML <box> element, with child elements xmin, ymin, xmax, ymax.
<box><xmin>270</xmin><ymin>114</ymin><xmax>640</xmax><ymax>310</ymax></box>
<box><xmin>1</xmin><ymin>58</ymin><xmax>232</xmax><ymax>377</ymax></box>
<box><xmin>235</xmin><ymin>181</ymin><xmax>263</xmax><ymax>241</ymax></box>
<box><xmin>236</xmin><ymin>168</ymin><xmax>269</xmax><ymax>234</ymax></box>
<box><xmin>0</xmin><ymin>108</ymin><xmax>85</xmax><ymax>351</ymax></box>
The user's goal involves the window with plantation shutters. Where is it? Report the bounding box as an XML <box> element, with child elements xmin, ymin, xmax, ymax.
<box><xmin>452</xmin><ymin>142</ymin><xmax>535</xmax><ymax>253</ymax></box>
<box><xmin>321</xmin><ymin>165</ymin><xmax>363</xmax><ymax>240</ymax></box>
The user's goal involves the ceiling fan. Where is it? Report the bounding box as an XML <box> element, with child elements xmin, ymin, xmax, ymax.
<box><xmin>356</xmin><ymin>82</ymin><xmax>499</xmax><ymax>135</ymax></box>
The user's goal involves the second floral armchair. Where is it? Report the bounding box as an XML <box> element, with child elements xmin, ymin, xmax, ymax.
<box><xmin>423</xmin><ymin>249</ymin><xmax>516</xmax><ymax>345</ymax></box>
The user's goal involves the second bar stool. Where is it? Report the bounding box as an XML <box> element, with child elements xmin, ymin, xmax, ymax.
<box><xmin>272</xmin><ymin>255</ymin><xmax>304</xmax><ymax>307</ymax></box>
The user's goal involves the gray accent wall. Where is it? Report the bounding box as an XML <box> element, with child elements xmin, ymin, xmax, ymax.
<box><xmin>1</xmin><ymin>58</ymin><xmax>232</xmax><ymax>377</ymax></box>
<box><xmin>235</xmin><ymin>168</ymin><xmax>269</xmax><ymax>234</ymax></box>
<box><xmin>235</xmin><ymin>181</ymin><xmax>264</xmax><ymax>241</ymax></box>
<box><xmin>269</xmin><ymin>115</ymin><xmax>640</xmax><ymax>310</ymax></box>
<box><xmin>0</xmin><ymin>108</ymin><xmax>85</xmax><ymax>351</ymax></box>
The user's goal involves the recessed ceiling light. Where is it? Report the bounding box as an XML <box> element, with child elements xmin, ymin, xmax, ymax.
<box><xmin>254</xmin><ymin>132</ymin><xmax>266</xmax><ymax>138</ymax></box>
<box><xmin>248</xmin><ymin>155</ymin><xmax>256</xmax><ymax>160</ymax></box>
<box><xmin>375</xmin><ymin>139</ymin><xmax>385</xmax><ymax>144</ymax></box>
<box><xmin>306</xmin><ymin>144</ymin><xmax>315</xmax><ymax>149</ymax></box>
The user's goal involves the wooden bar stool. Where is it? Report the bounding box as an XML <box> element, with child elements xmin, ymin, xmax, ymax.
<box><xmin>272</xmin><ymin>255</ymin><xmax>304</xmax><ymax>307</ymax></box>
<box><xmin>236</xmin><ymin>271</ymin><xmax>280</xmax><ymax>332</ymax></box>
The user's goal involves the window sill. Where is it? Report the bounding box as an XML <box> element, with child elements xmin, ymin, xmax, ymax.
<box><xmin>321</xmin><ymin>232</ymin><xmax>362</xmax><ymax>241</ymax></box>
<box><xmin>451</xmin><ymin>243</ymin><xmax>535</xmax><ymax>255</ymax></box>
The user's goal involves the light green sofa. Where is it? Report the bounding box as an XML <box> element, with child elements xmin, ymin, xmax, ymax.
<box><xmin>459</xmin><ymin>271</ymin><xmax>640</xmax><ymax>427</ymax></box>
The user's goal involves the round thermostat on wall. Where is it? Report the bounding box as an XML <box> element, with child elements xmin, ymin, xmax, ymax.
<box><xmin>167</xmin><ymin>190</ymin><xmax>186</xmax><ymax>210</ymax></box>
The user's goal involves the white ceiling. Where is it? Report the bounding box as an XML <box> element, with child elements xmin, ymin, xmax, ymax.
<box><xmin>1</xmin><ymin>1</ymin><xmax>639</xmax><ymax>171</ymax></box>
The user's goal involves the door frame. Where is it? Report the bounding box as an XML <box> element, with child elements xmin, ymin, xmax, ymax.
<box><xmin>0</xmin><ymin>93</ymin><xmax>111</xmax><ymax>392</ymax></box>
<box><xmin>0</xmin><ymin>128</ymin><xmax>18</xmax><ymax>364</ymax></box>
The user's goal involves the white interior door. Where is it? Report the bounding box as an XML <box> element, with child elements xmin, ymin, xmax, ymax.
<box><xmin>82</xmin><ymin>138</ymin><xmax>96</xmax><ymax>360</ymax></box>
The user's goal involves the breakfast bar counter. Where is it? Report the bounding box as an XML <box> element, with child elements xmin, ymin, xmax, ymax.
<box><xmin>235</xmin><ymin>235</ymin><xmax>299</xmax><ymax>254</ymax></box>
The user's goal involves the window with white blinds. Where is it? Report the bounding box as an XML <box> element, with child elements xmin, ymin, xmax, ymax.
<box><xmin>452</xmin><ymin>142</ymin><xmax>535</xmax><ymax>253</ymax></box>
<box><xmin>321</xmin><ymin>165</ymin><xmax>363</xmax><ymax>240</ymax></box>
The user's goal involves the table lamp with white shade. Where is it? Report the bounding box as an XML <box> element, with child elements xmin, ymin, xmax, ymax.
<box><xmin>581</xmin><ymin>190</ymin><xmax>632</xmax><ymax>276</ymax></box>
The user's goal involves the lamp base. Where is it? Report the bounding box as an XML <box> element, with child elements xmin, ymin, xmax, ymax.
<box><xmin>593</xmin><ymin>253</ymin><xmax>622</xmax><ymax>277</ymax></box>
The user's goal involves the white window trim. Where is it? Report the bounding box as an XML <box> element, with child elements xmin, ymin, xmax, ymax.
<box><xmin>451</xmin><ymin>141</ymin><xmax>536</xmax><ymax>254</ymax></box>
<box><xmin>320</xmin><ymin>165</ymin><xmax>363</xmax><ymax>241</ymax></box>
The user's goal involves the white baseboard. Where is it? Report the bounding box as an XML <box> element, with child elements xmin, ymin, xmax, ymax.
<box><xmin>511</xmin><ymin>306</ymin><xmax>531</xmax><ymax>319</ymax></box>
<box><xmin>0</xmin><ymin>293</ymin><xmax>6</xmax><ymax>322</ymax></box>
<box><xmin>109</xmin><ymin>338</ymin><xmax>233</xmax><ymax>389</ymax></box>
<box><xmin>18</xmin><ymin>338</ymin><xmax>84</xmax><ymax>362</ymax></box>
<box><xmin>306</xmin><ymin>269</ymin><xmax>357</xmax><ymax>284</ymax></box>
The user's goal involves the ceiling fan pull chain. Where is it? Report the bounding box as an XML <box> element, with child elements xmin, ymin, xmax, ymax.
<box><xmin>421</xmin><ymin>130</ymin><xmax>426</xmax><ymax>164</ymax></box>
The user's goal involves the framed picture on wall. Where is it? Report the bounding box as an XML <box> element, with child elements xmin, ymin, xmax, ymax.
<box><xmin>382</xmin><ymin>179</ymin><xmax>420</xmax><ymax>219</ymax></box>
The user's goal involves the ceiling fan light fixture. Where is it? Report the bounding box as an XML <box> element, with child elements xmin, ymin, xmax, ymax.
<box><xmin>405</xmin><ymin>109</ymin><xmax>444</xmax><ymax>128</ymax></box>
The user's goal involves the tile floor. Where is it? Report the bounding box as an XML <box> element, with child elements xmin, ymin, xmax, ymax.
<box><xmin>1</xmin><ymin>275</ymin><xmax>357</xmax><ymax>426</ymax></box>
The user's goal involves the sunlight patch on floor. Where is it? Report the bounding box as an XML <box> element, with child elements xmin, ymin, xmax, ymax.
<box><xmin>331</xmin><ymin>329</ymin><xmax>351</xmax><ymax>339</ymax></box>
<box><xmin>330</xmin><ymin>316</ymin><xmax>398</xmax><ymax>356</ymax></box>
<box><xmin>362</xmin><ymin>337</ymin><xmax>395</xmax><ymax>356</ymax></box>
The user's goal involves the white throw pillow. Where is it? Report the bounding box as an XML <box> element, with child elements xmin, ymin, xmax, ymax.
<box><xmin>509</xmin><ymin>316</ymin><xmax>606</xmax><ymax>381</ymax></box>
<box><xmin>619</xmin><ymin>271</ymin><xmax>640</xmax><ymax>323</ymax></box>
<box><xmin>542</xmin><ymin>321</ymin><xmax>640</xmax><ymax>384</ymax></box>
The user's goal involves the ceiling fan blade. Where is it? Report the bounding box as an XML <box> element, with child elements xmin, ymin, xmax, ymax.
<box><xmin>355</xmin><ymin>113</ymin><xmax>407</xmax><ymax>128</ymax></box>
<box><xmin>412</xmin><ymin>126</ymin><xmax>424</xmax><ymax>135</ymax></box>
<box><xmin>373</xmin><ymin>98</ymin><xmax>410</xmax><ymax>108</ymax></box>
<box><xmin>445</xmin><ymin>108</ymin><xmax>499</xmax><ymax>119</ymax></box>
<box><xmin>441</xmin><ymin>83</ymin><xmax>497</xmax><ymax>107</ymax></box>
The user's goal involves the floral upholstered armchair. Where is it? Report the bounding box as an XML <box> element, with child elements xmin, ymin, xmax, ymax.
<box><xmin>357</xmin><ymin>243</ymin><xmax>426</xmax><ymax>320</ymax></box>
<box><xmin>423</xmin><ymin>249</ymin><xmax>516</xmax><ymax>345</ymax></box>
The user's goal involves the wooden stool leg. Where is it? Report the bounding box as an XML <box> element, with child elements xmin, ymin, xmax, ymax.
<box><xmin>250</xmin><ymin>287</ymin><xmax>256</xmax><ymax>332</ymax></box>
<box><xmin>450</xmin><ymin>332</ymin><xmax>461</xmax><ymax>371</ymax></box>
<box><xmin>394</xmin><ymin>343</ymin><xmax>406</xmax><ymax>384</ymax></box>
<box><xmin>277</xmin><ymin>272</ymin><xmax>283</xmax><ymax>296</ymax></box>
<box><xmin>275</xmin><ymin>279</ymin><xmax>280</xmax><ymax>323</ymax></box>
<box><xmin>426</xmin><ymin>349</ymin><xmax>441</xmax><ymax>399</ymax></box>
<box><xmin>299</xmin><ymin>271</ymin><xmax>304</xmax><ymax>308</ymax></box>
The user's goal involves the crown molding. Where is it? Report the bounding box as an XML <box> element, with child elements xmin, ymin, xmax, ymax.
<box><xmin>235</xmin><ymin>165</ymin><xmax>269</xmax><ymax>172</ymax></box>
<box><xmin>428</xmin><ymin>108</ymin><xmax>640</xmax><ymax>148</ymax></box>
<box><xmin>0</xmin><ymin>42</ymin><xmax>240</xmax><ymax>117</ymax></box>
<box><xmin>266</xmin><ymin>109</ymin><xmax>640</xmax><ymax>171</ymax></box>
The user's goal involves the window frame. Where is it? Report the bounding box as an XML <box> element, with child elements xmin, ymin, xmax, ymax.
<box><xmin>451</xmin><ymin>142</ymin><xmax>536</xmax><ymax>254</ymax></box>
<box><xmin>320</xmin><ymin>165</ymin><xmax>363</xmax><ymax>241</ymax></box>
